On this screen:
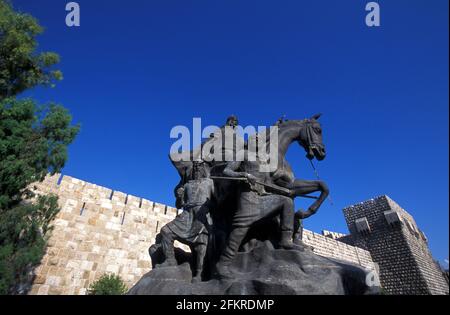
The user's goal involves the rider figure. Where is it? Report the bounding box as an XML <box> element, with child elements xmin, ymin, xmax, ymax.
<box><xmin>215</xmin><ymin>142</ymin><xmax>297</xmax><ymax>278</ymax></box>
<box><xmin>201</xmin><ymin>115</ymin><xmax>243</xmax><ymax>163</ymax></box>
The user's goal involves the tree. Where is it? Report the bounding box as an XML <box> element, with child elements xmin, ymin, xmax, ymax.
<box><xmin>0</xmin><ymin>194</ymin><xmax>60</xmax><ymax>294</ymax></box>
<box><xmin>0</xmin><ymin>1</ymin><xmax>79</xmax><ymax>294</ymax></box>
<box><xmin>0</xmin><ymin>0</ymin><xmax>62</xmax><ymax>100</ymax></box>
<box><xmin>0</xmin><ymin>99</ymin><xmax>79</xmax><ymax>210</ymax></box>
<box><xmin>87</xmin><ymin>274</ymin><xmax>128</xmax><ymax>295</ymax></box>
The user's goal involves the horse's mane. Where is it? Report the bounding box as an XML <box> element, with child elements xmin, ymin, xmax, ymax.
<box><xmin>247</xmin><ymin>119</ymin><xmax>309</xmax><ymax>145</ymax></box>
<box><xmin>275</xmin><ymin>119</ymin><xmax>308</xmax><ymax>129</ymax></box>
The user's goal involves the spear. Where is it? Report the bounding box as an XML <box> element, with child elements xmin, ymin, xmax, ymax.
<box><xmin>210</xmin><ymin>176</ymin><xmax>319</xmax><ymax>200</ymax></box>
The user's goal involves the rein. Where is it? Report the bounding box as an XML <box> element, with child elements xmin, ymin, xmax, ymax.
<box><xmin>309</xmin><ymin>159</ymin><xmax>334</xmax><ymax>206</ymax></box>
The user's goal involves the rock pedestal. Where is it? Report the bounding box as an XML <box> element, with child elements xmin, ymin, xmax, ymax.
<box><xmin>128</xmin><ymin>241</ymin><xmax>380</xmax><ymax>295</ymax></box>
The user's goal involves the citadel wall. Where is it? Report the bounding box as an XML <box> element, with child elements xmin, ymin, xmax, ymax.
<box><xmin>302</xmin><ymin>230</ymin><xmax>373</xmax><ymax>269</ymax></box>
<box><xmin>29</xmin><ymin>174</ymin><xmax>179</xmax><ymax>295</ymax></box>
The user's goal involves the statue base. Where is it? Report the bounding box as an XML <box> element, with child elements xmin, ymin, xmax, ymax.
<box><xmin>128</xmin><ymin>241</ymin><xmax>380</xmax><ymax>295</ymax></box>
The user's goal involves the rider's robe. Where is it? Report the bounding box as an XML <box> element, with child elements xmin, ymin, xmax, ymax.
<box><xmin>225</xmin><ymin>158</ymin><xmax>294</xmax><ymax>231</ymax></box>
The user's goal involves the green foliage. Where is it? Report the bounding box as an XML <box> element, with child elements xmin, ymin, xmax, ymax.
<box><xmin>0</xmin><ymin>1</ymin><xmax>79</xmax><ymax>294</ymax></box>
<box><xmin>88</xmin><ymin>274</ymin><xmax>129</xmax><ymax>295</ymax></box>
<box><xmin>0</xmin><ymin>97</ymin><xmax>78</xmax><ymax>294</ymax></box>
<box><xmin>0</xmin><ymin>98</ymin><xmax>80</xmax><ymax>210</ymax></box>
<box><xmin>0</xmin><ymin>195</ymin><xmax>59</xmax><ymax>294</ymax></box>
<box><xmin>0</xmin><ymin>0</ymin><xmax>62</xmax><ymax>99</ymax></box>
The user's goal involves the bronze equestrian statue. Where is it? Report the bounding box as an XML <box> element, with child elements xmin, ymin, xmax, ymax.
<box><xmin>164</xmin><ymin>114</ymin><xmax>329</xmax><ymax>280</ymax></box>
<box><xmin>129</xmin><ymin>114</ymin><xmax>380</xmax><ymax>295</ymax></box>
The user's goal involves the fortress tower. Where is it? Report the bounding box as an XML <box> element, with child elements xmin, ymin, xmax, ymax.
<box><xmin>343</xmin><ymin>196</ymin><xmax>449</xmax><ymax>295</ymax></box>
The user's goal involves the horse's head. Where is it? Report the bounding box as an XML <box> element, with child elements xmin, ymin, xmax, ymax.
<box><xmin>298</xmin><ymin>113</ymin><xmax>326</xmax><ymax>161</ymax></box>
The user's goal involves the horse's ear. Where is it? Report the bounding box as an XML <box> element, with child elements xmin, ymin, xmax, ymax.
<box><xmin>311</xmin><ymin>113</ymin><xmax>322</xmax><ymax>120</ymax></box>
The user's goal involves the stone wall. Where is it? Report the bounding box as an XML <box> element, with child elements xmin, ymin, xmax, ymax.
<box><xmin>29</xmin><ymin>174</ymin><xmax>181</xmax><ymax>295</ymax></box>
<box><xmin>30</xmin><ymin>176</ymin><xmax>447</xmax><ymax>295</ymax></box>
<box><xmin>302</xmin><ymin>230</ymin><xmax>374</xmax><ymax>269</ymax></box>
<box><xmin>28</xmin><ymin>174</ymin><xmax>376</xmax><ymax>295</ymax></box>
<box><xmin>343</xmin><ymin>196</ymin><xmax>449</xmax><ymax>295</ymax></box>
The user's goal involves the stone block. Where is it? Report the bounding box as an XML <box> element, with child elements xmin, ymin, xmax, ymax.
<box><xmin>34</xmin><ymin>275</ymin><xmax>46</xmax><ymax>285</ymax></box>
<box><xmin>106</xmin><ymin>264</ymin><xmax>120</xmax><ymax>274</ymax></box>
<box><xmin>37</xmin><ymin>285</ymin><xmax>50</xmax><ymax>295</ymax></box>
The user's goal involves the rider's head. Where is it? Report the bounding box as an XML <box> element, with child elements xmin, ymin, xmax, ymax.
<box><xmin>226</xmin><ymin>115</ymin><xmax>238</xmax><ymax>129</ymax></box>
<box><xmin>192</xmin><ymin>161</ymin><xmax>208</xmax><ymax>180</ymax></box>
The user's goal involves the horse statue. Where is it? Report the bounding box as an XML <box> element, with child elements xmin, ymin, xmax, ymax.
<box><xmin>167</xmin><ymin>114</ymin><xmax>329</xmax><ymax>279</ymax></box>
<box><xmin>264</xmin><ymin>113</ymin><xmax>329</xmax><ymax>241</ymax></box>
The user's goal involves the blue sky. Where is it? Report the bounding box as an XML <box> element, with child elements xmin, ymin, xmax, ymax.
<box><xmin>12</xmin><ymin>0</ymin><xmax>448</xmax><ymax>264</ymax></box>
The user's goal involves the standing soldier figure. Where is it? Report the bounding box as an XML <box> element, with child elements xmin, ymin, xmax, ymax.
<box><xmin>159</xmin><ymin>161</ymin><xmax>215</xmax><ymax>283</ymax></box>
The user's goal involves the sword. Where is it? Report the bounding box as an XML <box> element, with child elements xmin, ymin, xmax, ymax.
<box><xmin>210</xmin><ymin>176</ymin><xmax>319</xmax><ymax>200</ymax></box>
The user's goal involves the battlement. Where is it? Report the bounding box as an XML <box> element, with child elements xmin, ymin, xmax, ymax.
<box><xmin>321</xmin><ymin>230</ymin><xmax>348</xmax><ymax>240</ymax></box>
<box><xmin>32</xmin><ymin>174</ymin><xmax>178</xmax><ymax>218</ymax></box>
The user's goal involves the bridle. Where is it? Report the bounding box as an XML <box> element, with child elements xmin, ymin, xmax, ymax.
<box><xmin>299</xmin><ymin>120</ymin><xmax>324</xmax><ymax>155</ymax></box>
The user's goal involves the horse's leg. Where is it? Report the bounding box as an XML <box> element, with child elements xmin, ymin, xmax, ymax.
<box><xmin>293</xmin><ymin>215</ymin><xmax>303</xmax><ymax>245</ymax></box>
<box><xmin>290</xmin><ymin>179</ymin><xmax>329</xmax><ymax>246</ymax></box>
<box><xmin>278</xmin><ymin>196</ymin><xmax>296</xmax><ymax>249</ymax></box>
<box><xmin>291</xmin><ymin>179</ymin><xmax>329</xmax><ymax>217</ymax></box>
